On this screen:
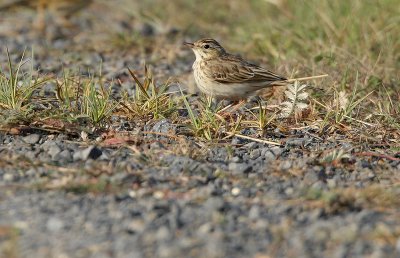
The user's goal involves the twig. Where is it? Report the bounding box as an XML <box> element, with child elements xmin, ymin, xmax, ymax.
<box><xmin>342</xmin><ymin>115</ymin><xmax>375</xmax><ymax>127</ymax></box>
<box><xmin>43</xmin><ymin>164</ymin><xmax>80</xmax><ymax>173</ymax></box>
<box><xmin>126</xmin><ymin>145</ymin><xmax>141</xmax><ymax>155</ymax></box>
<box><xmin>354</xmin><ymin>152</ymin><xmax>400</xmax><ymax>162</ymax></box>
<box><xmin>225</xmin><ymin>133</ymin><xmax>282</xmax><ymax>146</ymax></box>
<box><xmin>303</xmin><ymin>131</ymin><xmax>324</xmax><ymax>141</ymax></box>
<box><xmin>142</xmin><ymin>131</ymin><xmax>181</xmax><ymax>140</ymax></box>
<box><xmin>286</xmin><ymin>74</ymin><xmax>328</xmax><ymax>83</ymax></box>
<box><xmin>217</xmin><ymin>103</ymin><xmax>234</xmax><ymax>113</ymax></box>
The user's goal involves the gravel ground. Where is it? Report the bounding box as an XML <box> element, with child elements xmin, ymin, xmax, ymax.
<box><xmin>1</xmin><ymin>5</ymin><xmax>400</xmax><ymax>258</ymax></box>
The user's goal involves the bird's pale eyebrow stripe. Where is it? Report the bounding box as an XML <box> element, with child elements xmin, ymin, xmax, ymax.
<box><xmin>201</xmin><ymin>39</ymin><xmax>219</xmax><ymax>45</ymax></box>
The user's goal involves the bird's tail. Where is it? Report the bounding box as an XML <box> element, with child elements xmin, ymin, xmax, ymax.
<box><xmin>286</xmin><ymin>74</ymin><xmax>328</xmax><ymax>83</ymax></box>
<box><xmin>269</xmin><ymin>74</ymin><xmax>328</xmax><ymax>87</ymax></box>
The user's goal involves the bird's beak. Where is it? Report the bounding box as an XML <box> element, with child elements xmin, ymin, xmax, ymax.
<box><xmin>184</xmin><ymin>42</ymin><xmax>195</xmax><ymax>48</ymax></box>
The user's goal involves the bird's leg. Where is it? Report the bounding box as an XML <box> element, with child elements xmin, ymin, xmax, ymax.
<box><xmin>217</xmin><ymin>100</ymin><xmax>235</xmax><ymax>114</ymax></box>
<box><xmin>212</xmin><ymin>97</ymin><xmax>221</xmax><ymax>111</ymax></box>
<box><xmin>216</xmin><ymin>100</ymin><xmax>246</xmax><ymax>119</ymax></box>
<box><xmin>228</xmin><ymin>99</ymin><xmax>246</xmax><ymax>113</ymax></box>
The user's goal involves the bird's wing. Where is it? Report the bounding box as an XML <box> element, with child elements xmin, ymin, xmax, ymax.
<box><xmin>207</xmin><ymin>55</ymin><xmax>287</xmax><ymax>85</ymax></box>
<box><xmin>247</xmin><ymin>63</ymin><xmax>287</xmax><ymax>83</ymax></box>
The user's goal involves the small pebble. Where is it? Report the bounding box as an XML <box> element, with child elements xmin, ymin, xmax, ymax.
<box><xmin>46</xmin><ymin>217</ymin><xmax>64</xmax><ymax>232</ymax></box>
<box><xmin>231</xmin><ymin>187</ymin><xmax>241</xmax><ymax>196</ymax></box>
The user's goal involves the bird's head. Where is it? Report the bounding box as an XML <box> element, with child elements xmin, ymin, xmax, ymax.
<box><xmin>184</xmin><ymin>38</ymin><xmax>226</xmax><ymax>60</ymax></box>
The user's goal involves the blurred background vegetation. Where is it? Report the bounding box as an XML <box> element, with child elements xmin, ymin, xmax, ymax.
<box><xmin>124</xmin><ymin>0</ymin><xmax>399</xmax><ymax>79</ymax></box>
<box><xmin>0</xmin><ymin>0</ymin><xmax>398</xmax><ymax>85</ymax></box>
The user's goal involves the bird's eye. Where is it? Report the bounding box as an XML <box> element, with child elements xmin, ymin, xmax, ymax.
<box><xmin>203</xmin><ymin>44</ymin><xmax>210</xmax><ymax>49</ymax></box>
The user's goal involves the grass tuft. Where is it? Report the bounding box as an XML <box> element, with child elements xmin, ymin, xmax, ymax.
<box><xmin>180</xmin><ymin>91</ymin><xmax>244</xmax><ymax>141</ymax></box>
<box><xmin>55</xmin><ymin>70</ymin><xmax>116</xmax><ymax>125</ymax></box>
<box><xmin>120</xmin><ymin>66</ymin><xmax>176</xmax><ymax>119</ymax></box>
<box><xmin>0</xmin><ymin>49</ymin><xmax>48</xmax><ymax>111</ymax></box>
<box><xmin>81</xmin><ymin>77</ymin><xmax>116</xmax><ymax>125</ymax></box>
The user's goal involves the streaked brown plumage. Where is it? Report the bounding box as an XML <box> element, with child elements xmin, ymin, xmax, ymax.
<box><xmin>0</xmin><ymin>0</ymin><xmax>92</xmax><ymax>32</ymax></box>
<box><xmin>184</xmin><ymin>38</ymin><xmax>288</xmax><ymax>100</ymax></box>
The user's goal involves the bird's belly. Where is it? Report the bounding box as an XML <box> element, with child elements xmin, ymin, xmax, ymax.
<box><xmin>193</xmin><ymin>62</ymin><xmax>265</xmax><ymax>100</ymax></box>
<box><xmin>193</xmin><ymin>63</ymin><xmax>262</xmax><ymax>100</ymax></box>
<box><xmin>196</xmin><ymin>79</ymin><xmax>257</xmax><ymax>100</ymax></box>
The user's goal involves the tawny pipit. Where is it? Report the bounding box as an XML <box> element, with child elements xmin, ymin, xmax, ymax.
<box><xmin>185</xmin><ymin>38</ymin><xmax>328</xmax><ymax>102</ymax></box>
<box><xmin>184</xmin><ymin>38</ymin><xmax>289</xmax><ymax>101</ymax></box>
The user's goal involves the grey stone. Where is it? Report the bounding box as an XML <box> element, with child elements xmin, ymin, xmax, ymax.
<box><xmin>327</xmin><ymin>178</ymin><xmax>337</xmax><ymax>188</ymax></box>
<box><xmin>231</xmin><ymin>156</ymin><xmax>241</xmax><ymax>163</ymax></box>
<box><xmin>228</xmin><ymin>162</ymin><xmax>252</xmax><ymax>173</ymax></box>
<box><xmin>76</xmin><ymin>146</ymin><xmax>103</xmax><ymax>161</ymax></box>
<box><xmin>311</xmin><ymin>181</ymin><xmax>326</xmax><ymax>190</ymax></box>
<box><xmin>126</xmin><ymin>219</ymin><xmax>145</xmax><ymax>234</ymax></box>
<box><xmin>156</xmin><ymin>226</ymin><xmax>170</xmax><ymax>241</ymax></box>
<box><xmin>362</xmin><ymin>170</ymin><xmax>376</xmax><ymax>180</ymax></box>
<box><xmin>24</xmin><ymin>150</ymin><xmax>37</xmax><ymax>160</ymax></box>
<box><xmin>263</xmin><ymin>150</ymin><xmax>275</xmax><ymax>161</ymax></box>
<box><xmin>204</xmin><ymin>197</ymin><xmax>224</xmax><ymax>211</ymax></box>
<box><xmin>303</xmin><ymin>171</ymin><xmax>319</xmax><ymax>185</ymax></box>
<box><xmin>25</xmin><ymin>168</ymin><xmax>37</xmax><ymax>176</ymax></box>
<box><xmin>249</xmin><ymin>149</ymin><xmax>261</xmax><ymax>159</ymax></box>
<box><xmin>56</xmin><ymin>149</ymin><xmax>72</xmax><ymax>162</ymax></box>
<box><xmin>152</xmin><ymin>119</ymin><xmax>175</xmax><ymax>134</ymax></box>
<box><xmin>248</xmin><ymin>205</ymin><xmax>260</xmax><ymax>220</ymax></box>
<box><xmin>41</xmin><ymin>140</ymin><xmax>59</xmax><ymax>151</ymax></box>
<box><xmin>73</xmin><ymin>150</ymin><xmax>81</xmax><ymax>161</ymax></box>
<box><xmin>285</xmin><ymin>138</ymin><xmax>305</xmax><ymax>147</ymax></box>
<box><xmin>46</xmin><ymin>217</ymin><xmax>64</xmax><ymax>232</ymax></box>
<box><xmin>48</xmin><ymin>145</ymin><xmax>62</xmax><ymax>159</ymax></box>
<box><xmin>23</xmin><ymin>134</ymin><xmax>40</xmax><ymax>144</ymax></box>
<box><xmin>3</xmin><ymin>173</ymin><xmax>14</xmax><ymax>182</ymax></box>
<box><xmin>279</xmin><ymin>160</ymin><xmax>292</xmax><ymax>170</ymax></box>
<box><xmin>243</xmin><ymin>142</ymin><xmax>257</xmax><ymax>149</ymax></box>
<box><xmin>197</xmin><ymin>223</ymin><xmax>212</xmax><ymax>235</ymax></box>
<box><xmin>285</xmin><ymin>187</ymin><xmax>294</xmax><ymax>195</ymax></box>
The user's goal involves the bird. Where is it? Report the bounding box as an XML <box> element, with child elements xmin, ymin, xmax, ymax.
<box><xmin>0</xmin><ymin>0</ymin><xmax>92</xmax><ymax>34</ymax></box>
<box><xmin>184</xmin><ymin>38</ymin><xmax>327</xmax><ymax>102</ymax></box>
<box><xmin>184</xmin><ymin>38</ymin><xmax>289</xmax><ymax>101</ymax></box>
